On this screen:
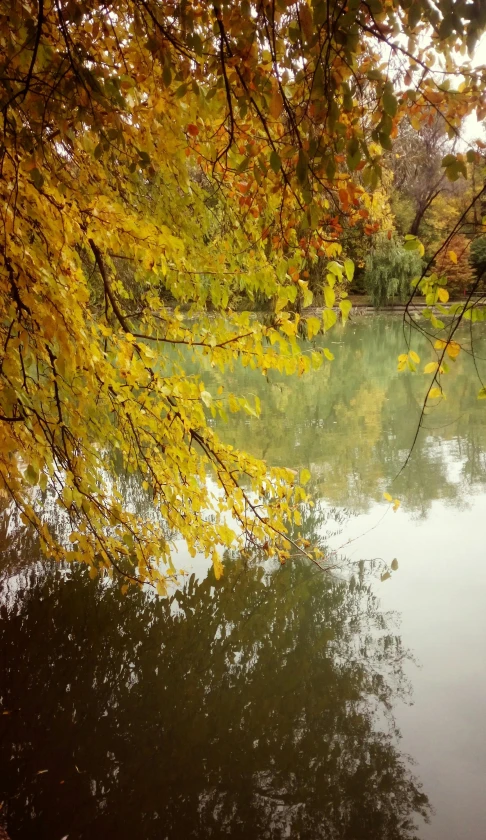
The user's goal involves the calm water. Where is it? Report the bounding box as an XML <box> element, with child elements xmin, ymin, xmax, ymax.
<box><xmin>1</xmin><ymin>316</ymin><xmax>486</xmax><ymax>839</ymax></box>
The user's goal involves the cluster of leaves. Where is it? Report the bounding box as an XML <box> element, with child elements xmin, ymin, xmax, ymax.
<box><xmin>2</xmin><ymin>0</ymin><xmax>486</xmax><ymax>584</ymax></box>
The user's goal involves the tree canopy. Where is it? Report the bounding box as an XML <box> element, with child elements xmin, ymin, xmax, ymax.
<box><xmin>2</xmin><ymin>0</ymin><xmax>486</xmax><ymax>585</ymax></box>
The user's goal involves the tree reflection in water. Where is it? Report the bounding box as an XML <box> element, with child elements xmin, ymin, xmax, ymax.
<box><xmin>0</xmin><ymin>505</ymin><xmax>430</xmax><ymax>840</ymax></box>
<box><xmin>197</xmin><ymin>316</ymin><xmax>486</xmax><ymax>516</ymax></box>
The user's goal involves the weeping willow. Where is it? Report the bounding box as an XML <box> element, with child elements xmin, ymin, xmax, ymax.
<box><xmin>364</xmin><ymin>235</ymin><xmax>424</xmax><ymax>308</ymax></box>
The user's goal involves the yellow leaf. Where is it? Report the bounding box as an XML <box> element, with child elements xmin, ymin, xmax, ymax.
<box><xmin>437</xmin><ymin>287</ymin><xmax>449</xmax><ymax>303</ymax></box>
<box><xmin>300</xmin><ymin>468</ymin><xmax>311</xmax><ymax>485</ymax></box>
<box><xmin>446</xmin><ymin>341</ymin><xmax>460</xmax><ymax>359</ymax></box>
<box><xmin>156</xmin><ymin>579</ymin><xmax>168</xmax><ymax>596</ymax></box>
<box><xmin>448</xmin><ymin>250</ymin><xmax>457</xmax><ymax>264</ymax></box>
<box><xmin>323</xmin><ymin>347</ymin><xmax>334</xmax><ymax>361</ymax></box>
<box><xmin>409</xmin><ymin>350</ymin><xmax>420</xmax><ymax>364</ymax></box>
<box><xmin>429</xmin><ymin>387</ymin><xmax>443</xmax><ymax>399</ymax></box>
<box><xmin>306</xmin><ymin>316</ymin><xmax>321</xmax><ymax>340</ymax></box>
<box><xmin>212</xmin><ymin>551</ymin><xmax>224</xmax><ymax>581</ymax></box>
<box><xmin>383</xmin><ymin>492</ymin><xmax>392</xmax><ymax>502</ymax></box>
<box><xmin>424</xmin><ymin>362</ymin><xmax>438</xmax><ymax>374</ymax></box>
<box><xmin>323</xmin><ymin>309</ymin><xmax>337</xmax><ymax>331</ymax></box>
<box><xmin>339</xmin><ymin>299</ymin><xmax>352</xmax><ymax>323</ymax></box>
<box><xmin>324</xmin><ymin>286</ymin><xmax>335</xmax><ymax>308</ymax></box>
<box><xmin>344</xmin><ymin>258</ymin><xmax>354</xmax><ymax>282</ymax></box>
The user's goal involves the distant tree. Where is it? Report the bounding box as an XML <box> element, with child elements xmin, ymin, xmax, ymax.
<box><xmin>390</xmin><ymin>116</ymin><xmax>457</xmax><ymax>238</ymax></box>
<box><xmin>364</xmin><ymin>235</ymin><xmax>423</xmax><ymax>308</ymax></box>
<box><xmin>433</xmin><ymin>234</ymin><xmax>475</xmax><ymax>294</ymax></box>
<box><xmin>470</xmin><ymin>235</ymin><xmax>486</xmax><ymax>280</ymax></box>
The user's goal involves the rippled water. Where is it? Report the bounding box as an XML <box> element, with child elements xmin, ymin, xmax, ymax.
<box><xmin>1</xmin><ymin>316</ymin><xmax>486</xmax><ymax>839</ymax></box>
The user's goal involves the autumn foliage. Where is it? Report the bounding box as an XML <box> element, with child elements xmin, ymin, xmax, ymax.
<box><xmin>1</xmin><ymin>0</ymin><xmax>486</xmax><ymax>585</ymax></box>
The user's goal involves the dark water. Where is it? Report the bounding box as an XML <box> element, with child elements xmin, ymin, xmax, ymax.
<box><xmin>1</xmin><ymin>316</ymin><xmax>486</xmax><ymax>839</ymax></box>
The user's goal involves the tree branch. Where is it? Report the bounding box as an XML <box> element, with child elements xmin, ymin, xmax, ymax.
<box><xmin>89</xmin><ymin>239</ymin><xmax>131</xmax><ymax>332</ymax></box>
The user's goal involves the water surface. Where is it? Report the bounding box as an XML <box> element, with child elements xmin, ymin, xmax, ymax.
<box><xmin>1</xmin><ymin>316</ymin><xmax>486</xmax><ymax>839</ymax></box>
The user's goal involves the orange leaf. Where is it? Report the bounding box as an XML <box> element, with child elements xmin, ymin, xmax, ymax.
<box><xmin>270</xmin><ymin>91</ymin><xmax>283</xmax><ymax>119</ymax></box>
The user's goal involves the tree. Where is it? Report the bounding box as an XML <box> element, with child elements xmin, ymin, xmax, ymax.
<box><xmin>364</xmin><ymin>234</ymin><xmax>423</xmax><ymax>308</ymax></box>
<box><xmin>470</xmin><ymin>234</ymin><xmax>486</xmax><ymax>280</ymax></box>
<box><xmin>433</xmin><ymin>233</ymin><xmax>476</xmax><ymax>294</ymax></box>
<box><xmin>1</xmin><ymin>0</ymin><xmax>486</xmax><ymax>584</ymax></box>
<box><xmin>389</xmin><ymin>115</ymin><xmax>457</xmax><ymax>238</ymax></box>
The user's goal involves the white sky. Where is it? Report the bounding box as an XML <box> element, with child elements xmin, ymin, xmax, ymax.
<box><xmin>462</xmin><ymin>31</ymin><xmax>486</xmax><ymax>141</ymax></box>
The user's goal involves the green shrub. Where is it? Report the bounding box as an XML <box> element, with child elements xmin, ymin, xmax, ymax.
<box><xmin>470</xmin><ymin>235</ymin><xmax>486</xmax><ymax>278</ymax></box>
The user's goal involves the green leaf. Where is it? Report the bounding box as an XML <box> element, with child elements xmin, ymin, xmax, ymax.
<box><xmin>326</xmin><ymin>157</ymin><xmax>336</xmax><ymax>181</ymax></box>
<box><xmin>323</xmin><ymin>308</ymin><xmax>337</xmax><ymax>331</ymax></box>
<box><xmin>162</xmin><ymin>63</ymin><xmax>172</xmax><ymax>86</ymax></box>
<box><xmin>344</xmin><ymin>258</ymin><xmax>354</xmax><ymax>282</ymax></box>
<box><xmin>30</xmin><ymin>168</ymin><xmax>44</xmax><ymax>189</ymax></box>
<box><xmin>236</xmin><ymin>157</ymin><xmax>250</xmax><ymax>174</ymax></box>
<box><xmin>441</xmin><ymin>154</ymin><xmax>456</xmax><ymax>167</ymax></box>
<box><xmin>339</xmin><ymin>299</ymin><xmax>352</xmax><ymax>322</ymax></box>
<box><xmin>296</xmin><ymin>149</ymin><xmax>308</xmax><ymax>184</ymax></box>
<box><xmin>327</xmin><ymin>261</ymin><xmax>343</xmax><ymax>278</ymax></box>
<box><xmin>346</xmin><ymin>137</ymin><xmax>361</xmax><ymax>171</ymax></box>
<box><xmin>25</xmin><ymin>464</ymin><xmax>39</xmax><ymax>486</ymax></box>
<box><xmin>379</xmin><ymin>132</ymin><xmax>393</xmax><ymax>152</ymax></box>
<box><xmin>383</xmin><ymin>90</ymin><xmax>398</xmax><ymax>117</ymax></box>
<box><xmin>270</xmin><ymin>150</ymin><xmax>281</xmax><ymax>174</ymax></box>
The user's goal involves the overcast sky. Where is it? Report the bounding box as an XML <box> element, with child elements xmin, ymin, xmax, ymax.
<box><xmin>463</xmin><ymin>32</ymin><xmax>486</xmax><ymax>141</ymax></box>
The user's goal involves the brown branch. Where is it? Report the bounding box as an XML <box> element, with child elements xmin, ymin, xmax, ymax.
<box><xmin>0</xmin><ymin>413</ymin><xmax>25</xmax><ymax>422</ymax></box>
<box><xmin>131</xmin><ymin>331</ymin><xmax>253</xmax><ymax>348</ymax></box>
<box><xmin>213</xmin><ymin>8</ymin><xmax>236</xmax><ymax>167</ymax></box>
<box><xmin>89</xmin><ymin>239</ymin><xmax>131</xmax><ymax>332</ymax></box>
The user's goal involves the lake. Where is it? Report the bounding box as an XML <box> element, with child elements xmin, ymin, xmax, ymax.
<box><xmin>1</xmin><ymin>315</ymin><xmax>486</xmax><ymax>839</ymax></box>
